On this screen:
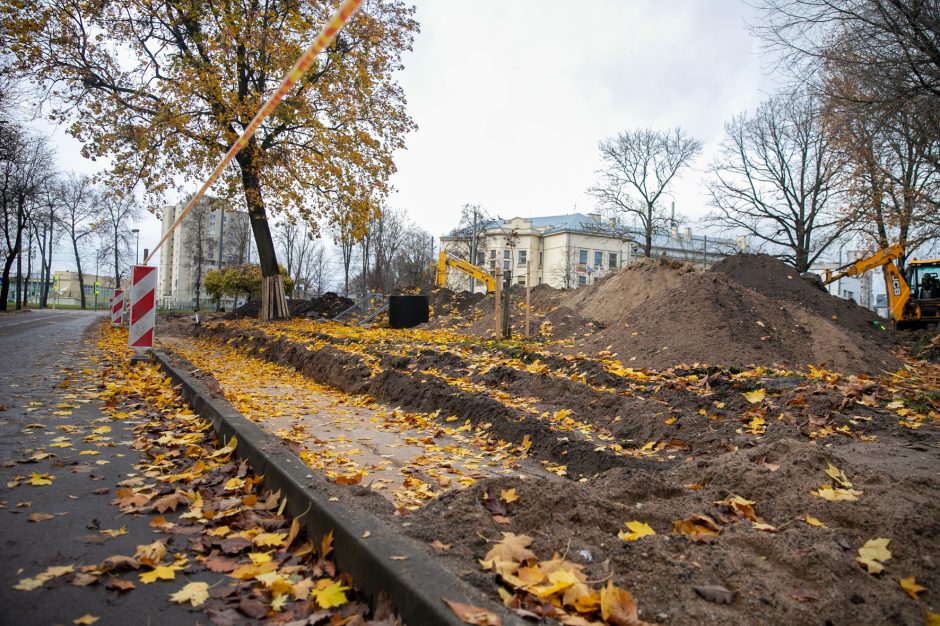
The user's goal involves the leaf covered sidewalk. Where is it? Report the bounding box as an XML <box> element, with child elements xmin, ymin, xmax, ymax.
<box><xmin>0</xmin><ymin>322</ymin><xmax>393</xmax><ymax>625</ymax></box>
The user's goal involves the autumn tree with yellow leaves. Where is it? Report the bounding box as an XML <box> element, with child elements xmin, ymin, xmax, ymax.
<box><xmin>1</xmin><ymin>0</ymin><xmax>418</xmax><ymax>318</ymax></box>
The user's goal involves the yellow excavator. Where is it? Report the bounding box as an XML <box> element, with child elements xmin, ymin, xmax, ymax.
<box><xmin>435</xmin><ymin>251</ymin><xmax>496</xmax><ymax>293</ymax></box>
<box><xmin>822</xmin><ymin>243</ymin><xmax>940</xmax><ymax>329</ymax></box>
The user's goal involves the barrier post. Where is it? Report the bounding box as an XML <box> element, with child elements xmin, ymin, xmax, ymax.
<box><xmin>110</xmin><ymin>289</ymin><xmax>125</xmax><ymax>326</ymax></box>
<box><xmin>129</xmin><ymin>266</ymin><xmax>157</xmax><ymax>359</ymax></box>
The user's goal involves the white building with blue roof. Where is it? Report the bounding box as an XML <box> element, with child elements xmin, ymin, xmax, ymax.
<box><xmin>440</xmin><ymin>212</ymin><xmax>741</xmax><ymax>292</ymax></box>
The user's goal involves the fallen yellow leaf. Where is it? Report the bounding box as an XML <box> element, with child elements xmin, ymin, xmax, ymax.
<box><xmin>169</xmin><ymin>581</ymin><xmax>209</xmax><ymax>607</ymax></box>
<box><xmin>899</xmin><ymin>576</ymin><xmax>926</xmax><ymax>600</ymax></box>
<box><xmin>742</xmin><ymin>389</ymin><xmax>766</xmax><ymax>404</ymax></box>
<box><xmin>29</xmin><ymin>473</ymin><xmax>54</xmax><ymax>486</ymax></box>
<box><xmin>312</xmin><ymin>579</ymin><xmax>350</xmax><ymax>609</ymax></box>
<box><xmin>811</xmin><ymin>484</ymin><xmax>862</xmax><ymax>501</ymax></box>
<box><xmin>857</xmin><ymin>538</ymin><xmax>891</xmax><ymax>575</ymax></box>
<box><xmin>139</xmin><ymin>564</ymin><xmax>179</xmax><ymax>584</ymax></box>
<box><xmin>72</xmin><ymin>615</ymin><xmax>98</xmax><ymax>625</ymax></box>
<box><xmin>618</xmin><ymin>521</ymin><xmax>655</xmax><ymax>541</ymax></box>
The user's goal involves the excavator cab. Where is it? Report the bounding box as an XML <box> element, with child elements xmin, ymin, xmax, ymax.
<box><xmin>906</xmin><ymin>261</ymin><xmax>940</xmax><ymax>301</ymax></box>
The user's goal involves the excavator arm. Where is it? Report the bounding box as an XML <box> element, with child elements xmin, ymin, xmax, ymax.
<box><xmin>435</xmin><ymin>251</ymin><xmax>496</xmax><ymax>292</ymax></box>
<box><xmin>822</xmin><ymin>244</ymin><xmax>904</xmax><ymax>285</ymax></box>
<box><xmin>821</xmin><ymin>243</ymin><xmax>912</xmax><ymax>324</ymax></box>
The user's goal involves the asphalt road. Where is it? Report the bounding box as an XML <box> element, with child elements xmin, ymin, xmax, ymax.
<box><xmin>0</xmin><ymin>310</ymin><xmax>206</xmax><ymax>625</ymax></box>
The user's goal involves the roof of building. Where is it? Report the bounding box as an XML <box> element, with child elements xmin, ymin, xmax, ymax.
<box><xmin>474</xmin><ymin>213</ymin><xmax>736</xmax><ymax>250</ymax></box>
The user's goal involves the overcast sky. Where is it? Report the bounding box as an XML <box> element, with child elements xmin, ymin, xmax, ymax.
<box><xmin>36</xmin><ymin>0</ymin><xmax>780</xmax><ymax>272</ymax></box>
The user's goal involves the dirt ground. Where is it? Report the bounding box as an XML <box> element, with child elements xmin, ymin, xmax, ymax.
<box><xmin>157</xmin><ymin>253</ymin><xmax>939</xmax><ymax>625</ymax></box>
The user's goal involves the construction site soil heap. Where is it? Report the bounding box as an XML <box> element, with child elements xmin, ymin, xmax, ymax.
<box><xmin>433</xmin><ymin>254</ymin><xmax>901</xmax><ymax>374</ymax></box>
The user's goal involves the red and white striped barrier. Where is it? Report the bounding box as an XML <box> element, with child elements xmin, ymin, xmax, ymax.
<box><xmin>110</xmin><ymin>289</ymin><xmax>124</xmax><ymax>326</ymax></box>
<box><xmin>129</xmin><ymin>266</ymin><xmax>157</xmax><ymax>352</ymax></box>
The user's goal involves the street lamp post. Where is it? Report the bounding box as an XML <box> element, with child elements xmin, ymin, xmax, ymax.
<box><xmin>132</xmin><ymin>228</ymin><xmax>140</xmax><ymax>265</ymax></box>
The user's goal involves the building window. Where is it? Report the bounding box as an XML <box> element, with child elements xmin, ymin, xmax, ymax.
<box><xmin>518</xmin><ymin>250</ymin><xmax>527</xmax><ymax>265</ymax></box>
<box><xmin>503</xmin><ymin>260</ymin><xmax>510</xmax><ymax>271</ymax></box>
<box><xmin>609</xmin><ymin>252</ymin><xmax>618</xmax><ymax>268</ymax></box>
<box><xmin>539</xmin><ymin>251</ymin><xmax>543</xmax><ymax>267</ymax></box>
<box><xmin>503</xmin><ymin>249</ymin><xmax>511</xmax><ymax>260</ymax></box>
<box><xmin>578</xmin><ymin>249</ymin><xmax>588</xmax><ymax>265</ymax></box>
<box><xmin>489</xmin><ymin>250</ymin><xmax>496</xmax><ymax>259</ymax></box>
<box><xmin>517</xmin><ymin>275</ymin><xmax>526</xmax><ymax>286</ymax></box>
<box><xmin>594</xmin><ymin>251</ymin><xmax>603</xmax><ymax>268</ymax></box>
<box><xmin>578</xmin><ymin>275</ymin><xmax>587</xmax><ymax>286</ymax></box>
<box><xmin>476</xmin><ymin>252</ymin><xmax>485</xmax><ymax>265</ymax></box>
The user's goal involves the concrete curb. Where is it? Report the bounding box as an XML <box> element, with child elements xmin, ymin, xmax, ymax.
<box><xmin>153</xmin><ymin>349</ymin><xmax>520</xmax><ymax>626</ymax></box>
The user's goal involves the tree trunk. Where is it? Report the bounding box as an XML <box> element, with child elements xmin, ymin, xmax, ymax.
<box><xmin>14</xmin><ymin>196</ymin><xmax>24</xmax><ymax>309</ymax></box>
<box><xmin>0</xmin><ymin>251</ymin><xmax>15</xmax><ymax>310</ymax></box>
<box><xmin>40</xmin><ymin>219</ymin><xmax>51</xmax><ymax>308</ymax></box>
<box><xmin>114</xmin><ymin>229</ymin><xmax>122</xmax><ymax>289</ymax></box>
<box><xmin>73</xmin><ymin>238</ymin><xmax>86</xmax><ymax>309</ymax></box>
<box><xmin>15</xmin><ymin>236</ymin><xmax>22</xmax><ymax>309</ymax></box>
<box><xmin>235</xmin><ymin>141</ymin><xmax>287</xmax><ymax>320</ymax></box>
<box><xmin>23</xmin><ymin>231</ymin><xmax>32</xmax><ymax>308</ymax></box>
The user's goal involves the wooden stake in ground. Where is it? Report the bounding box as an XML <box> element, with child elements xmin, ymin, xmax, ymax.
<box><xmin>502</xmin><ymin>273</ymin><xmax>511</xmax><ymax>339</ymax></box>
<box><xmin>494</xmin><ymin>268</ymin><xmax>502</xmax><ymax>338</ymax></box>
<box><xmin>525</xmin><ymin>261</ymin><xmax>531</xmax><ymax>339</ymax></box>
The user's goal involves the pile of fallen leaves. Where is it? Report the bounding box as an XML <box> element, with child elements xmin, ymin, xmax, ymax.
<box><xmin>13</xmin><ymin>324</ymin><xmax>396</xmax><ymax>625</ymax></box>
<box><xmin>479</xmin><ymin>531</ymin><xmax>649</xmax><ymax>626</ymax></box>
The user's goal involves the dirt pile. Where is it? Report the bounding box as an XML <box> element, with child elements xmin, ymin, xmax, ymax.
<box><xmin>561</xmin><ymin>257</ymin><xmax>697</xmax><ymax>322</ymax></box>
<box><xmin>575</xmin><ymin>255</ymin><xmax>900</xmax><ymax>373</ymax></box>
<box><xmin>405</xmin><ymin>436</ymin><xmax>938</xmax><ymax>626</ymax></box>
<box><xmin>713</xmin><ymin>254</ymin><xmax>894</xmax><ymax>344</ymax></box>
<box><xmin>227</xmin><ymin>292</ymin><xmax>354</xmax><ymax>319</ymax></box>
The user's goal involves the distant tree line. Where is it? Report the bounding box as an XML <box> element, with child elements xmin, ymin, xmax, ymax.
<box><xmin>0</xmin><ymin>83</ymin><xmax>142</xmax><ymax>310</ymax></box>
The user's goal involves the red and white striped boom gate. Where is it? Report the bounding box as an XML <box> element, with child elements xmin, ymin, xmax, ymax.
<box><xmin>129</xmin><ymin>266</ymin><xmax>157</xmax><ymax>353</ymax></box>
<box><xmin>110</xmin><ymin>289</ymin><xmax>124</xmax><ymax>326</ymax></box>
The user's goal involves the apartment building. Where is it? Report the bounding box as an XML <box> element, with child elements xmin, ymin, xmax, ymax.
<box><xmin>158</xmin><ymin>196</ymin><xmax>251</xmax><ymax>309</ymax></box>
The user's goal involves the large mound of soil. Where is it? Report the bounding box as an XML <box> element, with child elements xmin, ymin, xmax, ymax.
<box><xmin>581</xmin><ymin>271</ymin><xmax>900</xmax><ymax>373</ymax></box>
<box><xmin>561</xmin><ymin>257</ymin><xmax>697</xmax><ymax>322</ymax></box>
<box><xmin>713</xmin><ymin>254</ymin><xmax>894</xmax><ymax>345</ymax></box>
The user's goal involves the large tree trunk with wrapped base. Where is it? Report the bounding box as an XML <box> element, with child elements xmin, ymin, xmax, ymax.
<box><xmin>236</xmin><ymin>141</ymin><xmax>289</xmax><ymax>320</ymax></box>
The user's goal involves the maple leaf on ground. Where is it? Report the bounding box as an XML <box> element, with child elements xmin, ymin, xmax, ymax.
<box><xmin>500</xmin><ymin>488</ymin><xmax>519</xmax><ymax>503</ymax></box>
<box><xmin>72</xmin><ymin>615</ymin><xmax>98</xmax><ymax>625</ymax></box>
<box><xmin>811</xmin><ymin>484</ymin><xmax>862</xmax><ymax>501</ymax></box>
<box><xmin>152</xmin><ymin>491</ymin><xmax>188</xmax><ymax>513</ymax></box>
<box><xmin>28</xmin><ymin>513</ymin><xmax>55</xmax><ymax>523</ymax></box>
<box><xmin>444</xmin><ymin>599</ymin><xmax>502</xmax><ymax>625</ymax></box>
<box><xmin>857</xmin><ymin>538</ymin><xmax>892</xmax><ymax>574</ymax></box>
<box><xmin>803</xmin><ymin>515</ymin><xmax>826</xmax><ymax>528</ymax></box>
<box><xmin>672</xmin><ymin>515</ymin><xmax>721</xmax><ymax>541</ymax></box>
<box><xmin>600</xmin><ymin>581</ymin><xmax>650</xmax><ymax>626</ymax></box>
<box><xmin>618</xmin><ymin>521</ymin><xmax>655</xmax><ymax>541</ymax></box>
<box><xmin>29</xmin><ymin>473</ymin><xmax>54</xmax><ymax>486</ymax></box>
<box><xmin>742</xmin><ymin>389</ymin><xmax>766</xmax><ymax>404</ymax></box>
<box><xmin>480</xmin><ymin>533</ymin><xmax>537</xmax><ymax>571</ymax></box>
<box><xmin>107</xmin><ymin>579</ymin><xmax>135</xmax><ymax>592</ymax></box>
<box><xmin>312</xmin><ymin>579</ymin><xmax>350</xmax><ymax>609</ymax></box>
<box><xmin>134</xmin><ymin>541</ymin><xmax>167</xmax><ymax>567</ymax></box>
<box><xmin>824</xmin><ymin>463</ymin><xmax>853</xmax><ymax>488</ymax></box>
<box><xmin>899</xmin><ymin>576</ymin><xmax>926</xmax><ymax>600</ymax></box>
<box><xmin>714</xmin><ymin>495</ymin><xmax>760</xmax><ymax>523</ymax></box>
<box><xmin>170</xmin><ymin>581</ymin><xmax>209</xmax><ymax>607</ymax></box>
<box><xmin>139</xmin><ymin>564</ymin><xmax>180</xmax><ymax>584</ymax></box>
<box><xmin>253</xmin><ymin>532</ymin><xmax>287</xmax><ymax>548</ymax></box>
<box><xmin>14</xmin><ymin>565</ymin><xmax>75</xmax><ymax>591</ymax></box>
